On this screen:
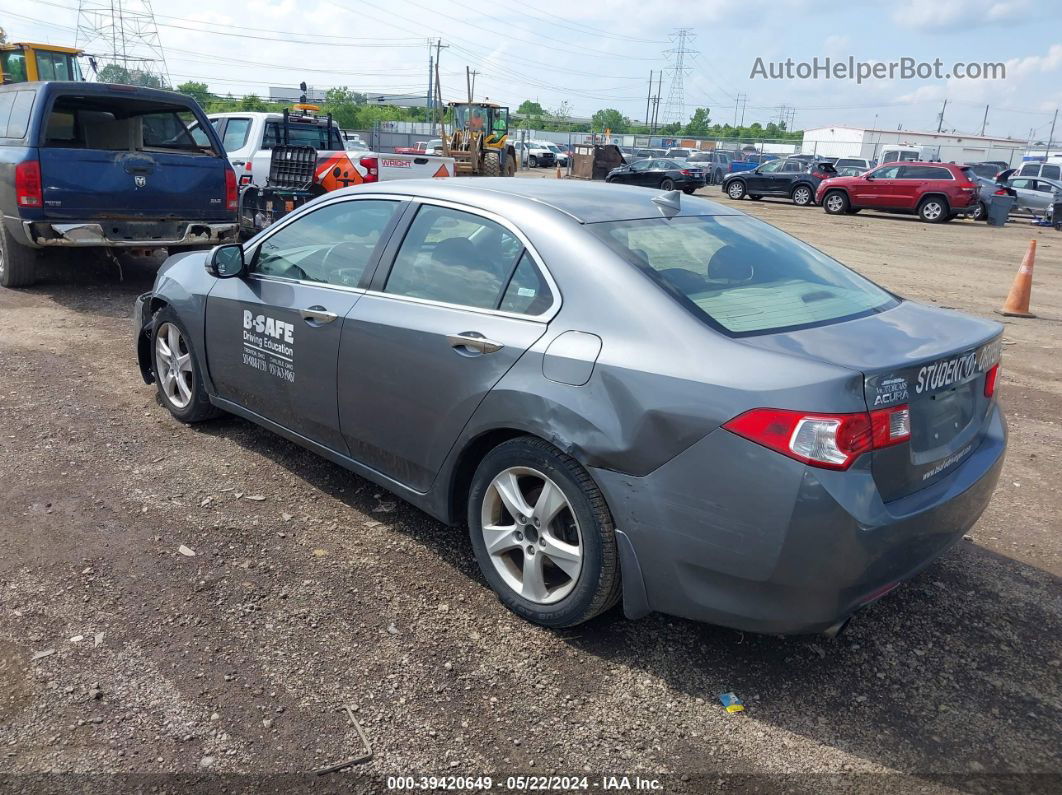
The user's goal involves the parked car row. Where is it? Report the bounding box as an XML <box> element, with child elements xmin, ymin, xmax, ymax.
<box><xmin>721</xmin><ymin>157</ymin><xmax>837</xmax><ymax>206</ymax></box>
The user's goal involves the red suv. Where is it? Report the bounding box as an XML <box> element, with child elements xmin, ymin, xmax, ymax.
<box><xmin>815</xmin><ymin>162</ymin><xmax>979</xmax><ymax>223</ymax></box>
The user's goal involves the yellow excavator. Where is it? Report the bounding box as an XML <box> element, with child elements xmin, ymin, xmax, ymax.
<box><xmin>0</xmin><ymin>42</ymin><xmax>85</xmax><ymax>84</ymax></box>
<box><xmin>444</xmin><ymin>101</ymin><xmax>517</xmax><ymax>177</ymax></box>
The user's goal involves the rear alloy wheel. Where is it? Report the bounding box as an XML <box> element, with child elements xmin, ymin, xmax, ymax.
<box><xmin>791</xmin><ymin>184</ymin><xmax>813</xmax><ymax>206</ymax></box>
<box><xmin>726</xmin><ymin>180</ymin><xmax>746</xmax><ymax>200</ymax></box>
<box><xmin>972</xmin><ymin>201</ymin><xmax>987</xmax><ymax>222</ymax></box>
<box><xmin>468</xmin><ymin>437</ymin><xmax>620</xmax><ymax>628</ymax></box>
<box><xmin>529</xmin><ymin>155</ymin><xmax>538</xmax><ymax>168</ymax></box>
<box><xmin>823</xmin><ymin>190</ymin><xmax>849</xmax><ymax>214</ymax></box>
<box><xmin>659</xmin><ymin>178</ymin><xmax>675</xmax><ymax>191</ymax></box>
<box><xmin>918</xmin><ymin>197</ymin><xmax>948</xmax><ymax>223</ymax></box>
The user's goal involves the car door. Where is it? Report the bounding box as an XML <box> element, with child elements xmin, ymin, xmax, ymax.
<box><xmin>337</xmin><ymin>200</ymin><xmax>557</xmax><ymax>491</ymax></box>
<box><xmin>1007</xmin><ymin>178</ymin><xmax>1043</xmax><ymax>212</ymax></box>
<box><xmin>772</xmin><ymin>160</ymin><xmax>804</xmax><ymax>194</ymax></box>
<box><xmin>854</xmin><ymin>164</ymin><xmax>903</xmax><ymax>208</ymax></box>
<box><xmin>745</xmin><ymin>158</ymin><xmax>782</xmax><ymax>192</ymax></box>
<box><xmin>204</xmin><ymin>196</ymin><xmax>405</xmax><ymax>452</ymax></box>
<box><xmin>625</xmin><ymin>159</ymin><xmax>653</xmax><ymax>186</ymax></box>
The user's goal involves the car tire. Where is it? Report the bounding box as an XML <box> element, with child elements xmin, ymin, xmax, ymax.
<box><xmin>468</xmin><ymin>436</ymin><xmax>621</xmax><ymax>629</ymax></box>
<box><xmin>726</xmin><ymin>180</ymin><xmax>746</xmax><ymax>200</ymax></box>
<box><xmin>683</xmin><ymin>187</ymin><xmax>696</xmax><ymax>194</ymax></box>
<box><xmin>0</xmin><ymin>225</ymin><xmax>40</xmax><ymax>288</ymax></box>
<box><xmin>151</xmin><ymin>306</ymin><xmax>222</xmax><ymax>424</ymax></box>
<box><xmin>659</xmin><ymin>178</ymin><xmax>675</xmax><ymax>191</ymax></box>
<box><xmin>529</xmin><ymin>155</ymin><xmax>538</xmax><ymax>168</ymax></box>
<box><xmin>918</xmin><ymin>196</ymin><xmax>948</xmax><ymax>223</ymax></box>
<box><xmin>972</xmin><ymin>201</ymin><xmax>988</xmax><ymax>222</ymax></box>
<box><xmin>823</xmin><ymin>190</ymin><xmax>849</xmax><ymax>214</ymax></box>
<box><xmin>791</xmin><ymin>184</ymin><xmax>813</xmax><ymax>206</ymax></box>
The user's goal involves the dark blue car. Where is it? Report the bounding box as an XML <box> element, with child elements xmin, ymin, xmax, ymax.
<box><xmin>0</xmin><ymin>81</ymin><xmax>238</xmax><ymax>287</ymax></box>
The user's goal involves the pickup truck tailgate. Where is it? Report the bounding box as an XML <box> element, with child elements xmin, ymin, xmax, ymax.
<box><xmin>40</xmin><ymin>148</ymin><xmax>228</xmax><ymax>220</ymax></box>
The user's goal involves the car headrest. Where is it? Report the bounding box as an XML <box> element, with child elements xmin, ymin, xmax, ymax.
<box><xmin>707</xmin><ymin>246</ymin><xmax>754</xmax><ymax>283</ymax></box>
<box><xmin>432</xmin><ymin>237</ymin><xmax>479</xmax><ymax>268</ymax></box>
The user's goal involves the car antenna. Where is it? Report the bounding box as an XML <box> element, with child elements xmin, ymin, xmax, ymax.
<box><xmin>652</xmin><ymin>189</ymin><xmax>682</xmax><ymax>216</ymax></box>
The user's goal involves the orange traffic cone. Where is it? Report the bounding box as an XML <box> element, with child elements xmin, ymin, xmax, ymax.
<box><xmin>555</xmin><ymin>163</ymin><xmax>562</xmax><ymax>179</ymax></box>
<box><xmin>997</xmin><ymin>240</ymin><xmax>1037</xmax><ymax>318</ymax></box>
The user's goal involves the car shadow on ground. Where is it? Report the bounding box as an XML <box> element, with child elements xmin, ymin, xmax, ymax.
<box><xmin>192</xmin><ymin>414</ymin><xmax>1061</xmax><ymax>780</ymax></box>
<box><xmin>17</xmin><ymin>250</ymin><xmax>165</xmax><ymax>319</ymax></box>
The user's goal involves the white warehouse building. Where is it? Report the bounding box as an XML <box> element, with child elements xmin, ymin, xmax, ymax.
<box><xmin>801</xmin><ymin>125</ymin><xmax>1028</xmax><ymax>167</ymax></box>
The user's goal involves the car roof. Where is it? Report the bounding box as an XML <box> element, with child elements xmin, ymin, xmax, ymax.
<box><xmin>339</xmin><ymin>178</ymin><xmax>745</xmax><ymax>223</ymax></box>
<box><xmin>5</xmin><ymin>80</ymin><xmax>196</xmax><ymax>105</ymax></box>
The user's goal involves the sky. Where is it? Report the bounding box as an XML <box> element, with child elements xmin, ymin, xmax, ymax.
<box><xmin>4</xmin><ymin>0</ymin><xmax>1062</xmax><ymax>141</ymax></box>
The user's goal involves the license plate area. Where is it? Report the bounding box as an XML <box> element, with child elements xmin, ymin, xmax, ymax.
<box><xmin>910</xmin><ymin>381</ymin><xmax>978</xmax><ymax>457</ymax></box>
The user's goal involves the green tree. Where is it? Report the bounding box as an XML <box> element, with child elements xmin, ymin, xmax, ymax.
<box><xmin>239</xmin><ymin>94</ymin><xmax>269</xmax><ymax>112</ymax></box>
<box><xmin>517</xmin><ymin>100</ymin><xmax>546</xmax><ymax>117</ymax></box>
<box><xmin>591</xmin><ymin>108</ymin><xmax>627</xmax><ymax>133</ymax></box>
<box><xmin>176</xmin><ymin>81</ymin><xmax>211</xmax><ymax>107</ymax></box>
<box><xmin>684</xmin><ymin>107</ymin><xmax>711</xmax><ymax>136</ymax></box>
<box><xmin>97</xmin><ymin>63</ymin><xmax>165</xmax><ymax>89</ymax></box>
<box><xmin>658</xmin><ymin>122</ymin><xmax>682</xmax><ymax>135</ymax></box>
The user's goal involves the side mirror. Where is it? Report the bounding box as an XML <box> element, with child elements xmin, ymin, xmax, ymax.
<box><xmin>206</xmin><ymin>244</ymin><xmax>246</xmax><ymax>279</ymax></box>
<box><xmin>863</xmin><ymin>174</ymin><xmax>874</xmax><ymax>180</ymax></box>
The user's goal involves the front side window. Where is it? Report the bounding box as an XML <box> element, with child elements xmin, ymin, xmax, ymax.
<box><xmin>871</xmin><ymin>165</ymin><xmax>902</xmax><ymax>179</ymax></box>
<box><xmin>385</xmin><ymin>205</ymin><xmax>527</xmax><ymax>311</ymax></box>
<box><xmin>253</xmin><ymin>200</ymin><xmax>397</xmax><ymax>288</ymax></box>
<box><xmin>589</xmin><ymin>215</ymin><xmax>896</xmax><ymax>336</ymax></box>
<box><xmin>630</xmin><ymin>160</ymin><xmax>651</xmax><ymax>172</ymax></box>
<box><xmin>1</xmin><ymin>51</ymin><xmax>27</xmax><ymax>82</ymax></box>
<box><xmin>1009</xmin><ymin>178</ymin><xmax>1033</xmax><ymax>189</ymax></box>
<box><xmin>222</xmin><ymin>117</ymin><xmax>251</xmax><ymax>151</ymax></box>
<box><xmin>757</xmin><ymin>159</ymin><xmax>784</xmax><ymax>173</ymax></box>
<box><xmin>1041</xmin><ymin>164</ymin><xmax>1060</xmax><ymax>180</ymax></box>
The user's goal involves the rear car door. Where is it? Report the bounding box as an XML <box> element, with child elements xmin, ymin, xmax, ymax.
<box><xmin>204</xmin><ymin>196</ymin><xmax>404</xmax><ymax>453</ymax></box>
<box><xmin>896</xmin><ymin>165</ymin><xmax>940</xmax><ymax>210</ymax></box>
<box><xmin>772</xmin><ymin>159</ymin><xmax>804</xmax><ymax>194</ymax></box>
<box><xmin>337</xmin><ymin>201</ymin><xmax>556</xmax><ymax>491</ymax></box>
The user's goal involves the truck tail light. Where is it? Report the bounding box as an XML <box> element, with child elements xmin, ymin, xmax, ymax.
<box><xmin>723</xmin><ymin>405</ymin><xmax>910</xmax><ymax>470</ymax></box>
<box><xmin>16</xmin><ymin>160</ymin><xmax>43</xmax><ymax>208</ymax></box>
<box><xmin>359</xmin><ymin>156</ymin><xmax>379</xmax><ymax>182</ymax></box>
<box><xmin>984</xmin><ymin>364</ymin><xmax>1000</xmax><ymax>398</ymax></box>
<box><xmin>225</xmin><ymin>167</ymin><xmax>238</xmax><ymax>211</ymax></box>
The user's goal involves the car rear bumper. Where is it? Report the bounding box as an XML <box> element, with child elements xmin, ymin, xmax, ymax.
<box><xmin>592</xmin><ymin>403</ymin><xmax>1006</xmax><ymax>635</ymax></box>
<box><xmin>23</xmin><ymin>220</ymin><xmax>238</xmax><ymax>249</ymax></box>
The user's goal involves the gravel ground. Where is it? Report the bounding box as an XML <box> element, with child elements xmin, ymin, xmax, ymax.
<box><xmin>0</xmin><ymin>188</ymin><xmax>1059</xmax><ymax>793</ymax></box>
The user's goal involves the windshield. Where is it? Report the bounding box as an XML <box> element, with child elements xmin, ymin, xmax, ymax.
<box><xmin>589</xmin><ymin>215</ymin><xmax>897</xmax><ymax>336</ymax></box>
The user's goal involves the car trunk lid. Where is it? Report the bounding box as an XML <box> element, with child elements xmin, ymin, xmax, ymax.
<box><xmin>738</xmin><ymin>301</ymin><xmax>1003</xmax><ymax>500</ymax></box>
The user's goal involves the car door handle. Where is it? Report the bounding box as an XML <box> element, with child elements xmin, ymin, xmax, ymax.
<box><xmin>300</xmin><ymin>306</ymin><xmax>337</xmax><ymax>324</ymax></box>
<box><xmin>447</xmin><ymin>332</ymin><xmax>504</xmax><ymax>354</ymax></box>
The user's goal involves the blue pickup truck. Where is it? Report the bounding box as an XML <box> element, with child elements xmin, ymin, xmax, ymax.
<box><xmin>0</xmin><ymin>81</ymin><xmax>237</xmax><ymax>287</ymax></box>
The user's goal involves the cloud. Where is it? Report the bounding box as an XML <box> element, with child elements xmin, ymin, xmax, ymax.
<box><xmin>891</xmin><ymin>0</ymin><xmax>1032</xmax><ymax>31</ymax></box>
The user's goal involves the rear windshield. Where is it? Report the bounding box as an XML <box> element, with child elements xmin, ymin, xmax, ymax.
<box><xmin>43</xmin><ymin>94</ymin><xmax>216</xmax><ymax>155</ymax></box>
<box><xmin>589</xmin><ymin>215</ymin><xmax>897</xmax><ymax>336</ymax></box>
<box><xmin>263</xmin><ymin>121</ymin><xmax>343</xmax><ymax>150</ymax></box>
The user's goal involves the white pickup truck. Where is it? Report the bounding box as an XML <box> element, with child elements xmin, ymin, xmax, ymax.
<box><xmin>207</xmin><ymin>111</ymin><xmax>455</xmax><ymax>188</ymax></box>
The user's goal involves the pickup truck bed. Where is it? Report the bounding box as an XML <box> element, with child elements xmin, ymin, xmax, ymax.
<box><xmin>0</xmin><ymin>81</ymin><xmax>237</xmax><ymax>287</ymax></box>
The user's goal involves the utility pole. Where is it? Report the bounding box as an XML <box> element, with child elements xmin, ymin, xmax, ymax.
<box><xmin>739</xmin><ymin>94</ymin><xmax>747</xmax><ymax>127</ymax></box>
<box><xmin>936</xmin><ymin>99</ymin><xmax>947</xmax><ymax>133</ymax></box>
<box><xmin>427</xmin><ymin>45</ymin><xmax>433</xmax><ymax>110</ymax></box>
<box><xmin>1047</xmin><ymin>108</ymin><xmax>1058</xmax><ymax>158</ymax></box>
<box><xmin>434</xmin><ymin>39</ymin><xmax>448</xmax><ymax>112</ymax></box>
<box><xmin>645</xmin><ymin>70</ymin><xmax>653</xmax><ymax>126</ymax></box>
<box><xmin>980</xmin><ymin>105</ymin><xmax>989</xmax><ymax>136</ymax></box>
<box><xmin>466</xmin><ymin>65</ymin><xmax>473</xmax><ymax>104</ymax></box>
<box><xmin>651</xmin><ymin>71</ymin><xmax>662</xmax><ymax>135</ymax></box>
<box><xmin>469</xmin><ymin>70</ymin><xmax>478</xmax><ymax>102</ymax></box>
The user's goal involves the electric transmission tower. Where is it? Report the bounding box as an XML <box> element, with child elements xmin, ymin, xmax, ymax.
<box><xmin>661</xmin><ymin>28</ymin><xmax>696</xmax><ymax>125</ymax></box>
<box><xmin>76</xmin><ymin>1</ymin><xmax>171</xmax><ymax>86</ymax></box>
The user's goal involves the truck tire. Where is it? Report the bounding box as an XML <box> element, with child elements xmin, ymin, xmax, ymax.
<box><xmin>529</xmin><ymin>155</ymin><xmax>538</xmax><ymax>168</ymax></box>
<box><xmin>504</xmin><ymin>151</ymin><xmax>517</xmax><ymax>177</ymax></box>
<box><xmin>482</xmin><ymin>151</ymin><xmax>501</xmax><ymax>177</ymax></box>
<box><xmin>0</xmin><ymin>225</ymin><xmax>39</xmax><ymax>288</ymax></box>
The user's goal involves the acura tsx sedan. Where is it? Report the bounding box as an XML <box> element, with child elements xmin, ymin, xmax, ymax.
<box><xmin>134</xmin><ymin>179</ymin><xmax>1006</xmax><ymax>636</ymax></box>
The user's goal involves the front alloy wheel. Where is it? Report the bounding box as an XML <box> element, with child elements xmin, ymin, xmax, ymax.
<box><xmin>480</xmin><ymin>467</ymin><xmax>583</xmax><ymax>604</ymax></box>
<box><xmin>155</xmin><ymin>322</ymin><xmax>194</xmax><ymax>409</ymax></box>
<box><xmin>726</xmin><ymin>180</ymin><xmax>746</xmax><ymax>200</ymax></box>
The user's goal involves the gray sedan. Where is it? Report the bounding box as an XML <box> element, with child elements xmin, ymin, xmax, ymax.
<box><xmin>133</xmin><ymin>179</ymin><xmax>1006</xmax><ymax>636</ymax></box>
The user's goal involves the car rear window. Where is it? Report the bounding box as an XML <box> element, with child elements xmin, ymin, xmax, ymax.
<box><xmin>1041</xmin><ymin>164</ymin><xmax>1061</xmax><ymax>180</ymax></box>
<box><xmin>263</xmin><ymin>121</ymin><xmax>343</xmax><ymax>150</ymax></box>
<box><xmin>589</xmin><ymin>215</ymin><xmax>897</xmax><ymax>336</ymax></box>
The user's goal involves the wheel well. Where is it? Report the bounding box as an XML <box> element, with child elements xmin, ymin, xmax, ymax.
<box><xmin>136</xmin><ymin>297</ymin><xmax>169</xmax><ymax>383</ymax></box>
<box><xmin>792</xmin><ymin>181</ymin><xmax>813</xmax><ymax>194</ymax></box>
<box><xmin>448</xmin><ymin>428</ymin><xmax>536</xmax><ymax>524</ymax></box>
<box><xmin>918</xmin><ymin>192</ymin><xmax>950</xmax><ymax>209</ymax></box>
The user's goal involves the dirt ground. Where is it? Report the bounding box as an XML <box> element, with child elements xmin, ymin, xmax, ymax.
<box><xmin>0</xmin><ymin>186</ymin><xmax>1059</xmax><ymax>793</ymax></box>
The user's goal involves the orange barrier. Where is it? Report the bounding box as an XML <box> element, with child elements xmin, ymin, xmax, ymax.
<box><xmin>997</xmin><ymin>240</ymin><xmax>1037</xmax><ymax>318</ymax></box>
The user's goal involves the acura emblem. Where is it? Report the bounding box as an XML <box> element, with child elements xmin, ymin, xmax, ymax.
<box><xmin>134</xmin><ymin>175</ymin><xmax>147</xmax><ymax>187</ymax></box>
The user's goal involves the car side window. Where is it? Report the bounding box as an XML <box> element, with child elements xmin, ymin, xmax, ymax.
<box><xmin>253</xmin><ymin>199</ymin><xmax>397</xmax><ymax>288</ymax></box>
<box><xmin>222</xmin><ymin>118</ymin><xmax>252</xmax><ymax>151</ymax></box>
<box><xmin>384</xmin><ymin>205</ymin><xmax>523</xmax><ymax>311</ymax></box>
<box><xmin>1034</xmin><ymin>180</ymin><xmax>1055</xmax><ymax>192</ymax></box>
<box><xmin>1018</xmin><ymin>164</ymin><xmax>1038</xmax><ymax>176</ymax></box>
<box><xmin>1009</xmin><ymin>178</ymin><xmax>1031</xmax><ymax>189</ymax></box>
<box><xmin>781</xmin><ymin>161</ymin><xmax>801</xmax><ymax>172</ymax></box>
<box><xmin>1041</xmin><ymin>164</ymin><xmax>1060</xmax><ymax>180</ymax></box>
<box><xmin>872</xmin><ymin>165</ymin><xmax>902</xmax><ymax>179</ymax></box>
<box><xmin>498</xmin><ymin>251</ymin><xmax>554</xmax><ymax>315</ymax></box>
<box><xmin>758</xmin><ymin>160</ymin><xmax>783</xmax><ymax>173</ymax></box>
<box><xmin>630</xmin><ymin>160</ymin><xmax>650</xmax><ymax>172</ymax></box>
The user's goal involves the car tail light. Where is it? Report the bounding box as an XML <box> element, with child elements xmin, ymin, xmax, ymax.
<box><xmin>811</xmin><ymin>170</ymin><xmax>829</xmax><ymax>179</ymax></box>
<box><xmin>680</xmin><ymin>169</ymin><xmax>692</xmax><ymax>176</ymax></box>
<box><xmin>225</xmin><ymin>167</ymin><xmax>238</xmax><ymax>211</ymax></box>
<box><xmin>723</xmin><ymin>405</ymin><xmax>911</xmax><ymax>470</ymax></box>
<box><xmin>984</xmin><ymin>364</ymin><xmax>1000</xmax><ymax>398</ymax></box>
<box><xmin>15</xmin><ymin>160</ymin><xmax>43</xmax><ymax>208</ymax></box>
<box><xmin>994</xmin><ymin>188</ymin><xmax>1008</xmax><ymax>195</ymax></box>
<box><xmin>359</xmin><ymin>155</ymin><xmax>379</xmax><ymax>182</ymax></box>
